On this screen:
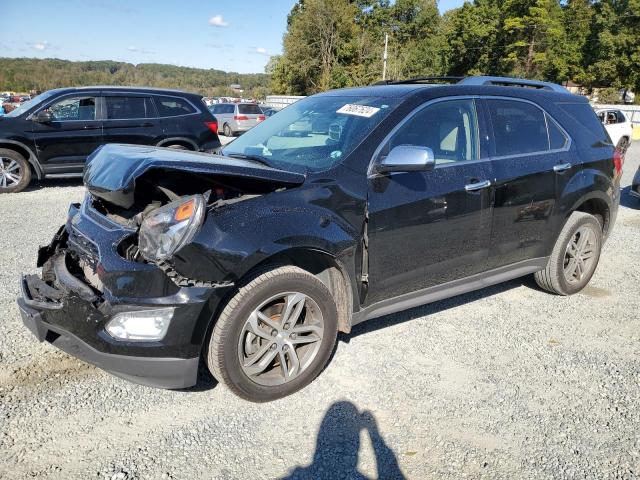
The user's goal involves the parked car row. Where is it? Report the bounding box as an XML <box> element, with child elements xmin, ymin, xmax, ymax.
<box><xmin>0</xmin><ymin>86</ymin><xmax>221</xmax><ymax>193</ymax></box>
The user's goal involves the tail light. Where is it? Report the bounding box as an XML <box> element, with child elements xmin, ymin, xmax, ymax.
<box><xmin>257</xmin><ymin>115</ymin><xmax>266</xmax><ymax>122</ymax></box>
<box><xmin>613</xmin><ymin>149</ymin><xmax>623</xmax><ymax>174</ymax></box>
<box><xmin>234</xmin><ymin>115</ymin><xmax>249</xmax><ymax>121</ymax></box>
<box><xmin>205</xmin><ymin>121</ymin><xmax>218</xmax><ymax>133</ymax></box>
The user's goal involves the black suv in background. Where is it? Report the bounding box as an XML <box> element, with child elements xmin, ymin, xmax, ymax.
<box><xmin>19</xmin><ymin>76</ymin><xmax>619</xmax><ymax>401</ymax></box>
<box><xmin>0</xmin><ymin>87</ymin><xmax>221</xmax><ymax>193</ymax></box>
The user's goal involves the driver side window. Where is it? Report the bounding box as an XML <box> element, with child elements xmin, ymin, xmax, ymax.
<box><xmin>46</xmin><ymin>96</ymin><xmax>96</xmax><ymax>121</ymax></box>
<box><xmin>388</xmin><ymin>99</ymin><xmax>479</xmax><ymax>165</ymax></box>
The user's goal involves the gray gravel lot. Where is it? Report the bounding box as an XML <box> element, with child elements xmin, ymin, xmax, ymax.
<box><xmin>1</xmin><ymin>142</ymin><xmax>639</xmax><ymax>480</ymax></box>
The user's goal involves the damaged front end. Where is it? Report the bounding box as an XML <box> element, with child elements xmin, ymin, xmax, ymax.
<box><xmin>17</xmin><ymin>144</ymin><xmax>305</xmax><ymax>389</ymax></box>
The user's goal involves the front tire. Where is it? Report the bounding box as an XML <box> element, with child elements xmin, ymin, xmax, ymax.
<box><xmin>534</xmin><ymin>212</ymin><xmax>602</xmax><ymax>295</ymax></box>
<box><xmin>206</xmin><ymin>266</ymin><xmax>338</xmax><ymax>402</ymax></box>
<box><xmin>0</xmin><ymin>149</ymin><xmax>31</xmax><ymax>194</ymax></box>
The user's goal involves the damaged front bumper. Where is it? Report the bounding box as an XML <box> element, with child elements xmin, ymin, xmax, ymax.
<box><xmin>17</xmin><ymin>201</ymin><xmax>233</xmax><ymax>389</ymax></box>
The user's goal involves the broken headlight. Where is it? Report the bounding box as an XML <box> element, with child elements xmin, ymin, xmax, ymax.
<box><xmin>138</xmin><ymin>195</ymin><xmax>206</xmax><ymax>262</ymax></box>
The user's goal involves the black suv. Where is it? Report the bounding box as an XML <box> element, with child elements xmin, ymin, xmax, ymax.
<box><xmin>18</xmin><ymin>76</ymin><xmax>619</xmax><ymax>401</ymax></box>
<box><xmin>0</xmin><ymin>86</ymin><xmax>220</xmax><ymax>193</ymax></box>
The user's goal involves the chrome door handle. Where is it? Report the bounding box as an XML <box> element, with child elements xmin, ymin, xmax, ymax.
<box><xmin>553</xmin><ymin>163</ymin><xmax>572</xmax><ymax>173</ymax></box>
<box><xmin>465</xmin><ymin>180</ymin><xmax>491</xmax><ymax>192</ymax></box>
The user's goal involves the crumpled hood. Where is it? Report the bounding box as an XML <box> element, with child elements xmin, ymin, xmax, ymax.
<box><xmin>83</xmin><ymin>144</ymin><xmax>306</xmax><ymax>208</ymax></box>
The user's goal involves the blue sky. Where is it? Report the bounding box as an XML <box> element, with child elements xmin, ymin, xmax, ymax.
<box><xmin>1</xmin><ymin>0</ymin><xmax>464</xmax><ymax>74</ymax></box>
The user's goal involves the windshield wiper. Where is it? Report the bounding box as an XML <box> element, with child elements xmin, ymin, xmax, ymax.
<box><xmin>224</xmin><ymin>152</ymin><xmax>272</xmax><ymax>168</ymax></box>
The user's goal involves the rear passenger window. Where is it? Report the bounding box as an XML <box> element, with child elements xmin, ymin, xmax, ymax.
<box><xmin>487</xmin><ymin>100</ymin><xmax>548</xmax><ymax>156</ymax></box>
<box><xmin>106</xmin><ymin>96</ymin><xmax>153</xmax><ymax>119</ymax></box>
<box><xmin>154</xmin><ymin>96</ymin><xmax>196</xmax><ymax>117</ymax></box>
<box><xmin>388</xmin><ymin>99</ymin><xmax>479</xmax><ymax>164</ymax></box>
<box><xmin>547</xmin><ymin>115</ymin><xmax>568</xmax><ymax>150</ymax></box>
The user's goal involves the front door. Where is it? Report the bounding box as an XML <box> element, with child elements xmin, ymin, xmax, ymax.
<box><xmin>31</xmin><ymin>94</ymin><xmax>102</xmax><ymax>174</ymax></box>
<box><xmin>366</xmin><ymin>98</ymin><xmax>494</xmax><ymax>305</ymax></box>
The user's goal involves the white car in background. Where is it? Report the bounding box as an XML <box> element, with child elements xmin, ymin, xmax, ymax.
<box><xmin>595</xmin><ymin>108</ymin><xmax>633</xmax><ymax>155</ymax></box>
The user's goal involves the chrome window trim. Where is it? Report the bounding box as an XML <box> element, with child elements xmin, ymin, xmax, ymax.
<box><xmin>368</xmin><ymin>94</ymin><xmax>574</xmax><ymax>176</ymax></box>
<box><xmin>368</xmin><ymin>95</ymin><xmax>484</xmax><ymax>177</ymax></box>
<box><xmin>484</xmin><ymin>96</ymin><xmax>572</xmax><ymax>161</ymax></box>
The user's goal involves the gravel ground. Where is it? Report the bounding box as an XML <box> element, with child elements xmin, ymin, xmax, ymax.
<box><xmin>1</xmin><ymin>142</ymin><xmax>639</xmax><ymax>480</ymax></box>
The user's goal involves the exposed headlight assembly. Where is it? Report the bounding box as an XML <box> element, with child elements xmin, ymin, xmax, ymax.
<box><xmin>138</xmin><ymin>195</ymin><xmax>206</xmax><ymax>262</ymax></box>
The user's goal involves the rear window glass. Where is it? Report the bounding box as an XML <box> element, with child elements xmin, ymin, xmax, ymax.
<box><xmin>558</xmin><ymin>103</ymin><xmax>610</xmax><ymax>144</ymax></box>
<box><xmin>238</xmin><ymin>104</ymin><xmax>262</xmax><ymax>115</ymax></box>
<box><xmin>106</xmin><ymin>96</ymin><xmax>154</xmax><ymax>119</ymax></box>
<box><xmin>154</xmin><ymin>96</ymin><xmax>196</xmax><ymax>117</ymax></box>
<box><xmin>488</xmin><ymin>99</ymin><xmax>548</xmax><ymax>156</ymax></box>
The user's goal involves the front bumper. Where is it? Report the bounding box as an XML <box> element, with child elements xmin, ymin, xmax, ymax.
<box><xmin>18</xmin><ymin>294</ymin><xmax>198</xmax><ymax>388</ymax></box>
<box><xmin>17</xmin><ymin>200</ymin><xmax>233</xmax><ymax>389</ymax></box>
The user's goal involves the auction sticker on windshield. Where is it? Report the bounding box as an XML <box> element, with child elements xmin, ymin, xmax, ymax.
<box><xmin>337</xmin><ymin>104</ymin><xmax>380</xmax><ymax>118</ymax></box>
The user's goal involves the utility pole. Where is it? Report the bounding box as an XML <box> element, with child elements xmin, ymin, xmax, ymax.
<box><xmin>382</xmin><ymin>33</ymin><xmax>388</xmax><ymax>81</ymax></box>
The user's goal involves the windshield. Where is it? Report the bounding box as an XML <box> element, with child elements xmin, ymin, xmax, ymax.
<box><xmin>222</xmin><ymin>95</ymin><xmax>399</xmax><ymax>172</ymax></box>
<box><xmin>5</xmin><ymin>91</ymin><xmax>56</xmax><ymax>118</ymax></box>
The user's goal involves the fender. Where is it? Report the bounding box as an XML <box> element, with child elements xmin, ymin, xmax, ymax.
<box><xmin>156</xmin><ymin>137</ymin><xmax>198</xmax><ymax>150</ymax></box>
<box><xmin>0</xmin><ymin>139</ymin><xmax>44</xmax><ymax>179</ymax></box>
<box><xmin>170</xmin><ymin>187</ymin><xmax>363</xmax><ymax>309</ymax></box>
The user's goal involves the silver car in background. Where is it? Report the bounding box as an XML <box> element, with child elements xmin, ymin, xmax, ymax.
<box><xmin>209</xmin><ymin>103</ymin><xmax>265</xmax><ymax>137</ymax></box>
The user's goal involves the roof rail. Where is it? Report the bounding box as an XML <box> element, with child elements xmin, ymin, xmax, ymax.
<box><xmin>373</xmin><ymin>76</ymin><xmax>463</xmax><ymax>86</ymax></box>
<box><xmin>457</xmin><ymin>76</ymin><xmax>569</xmax><ymax>93</ymax></box>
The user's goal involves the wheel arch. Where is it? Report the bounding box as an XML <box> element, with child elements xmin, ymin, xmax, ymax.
<box><xmin>0</xmin><ymin>140</ymin><xmax>43</xmax><ymax>179</ymax></box>
<box><xmin>156</xmin><ymin>137</ymin><xmax>197</xmax><ymax>150</ymax></box>
<box><xmin>238</xmin><ymin>247</ymin><xmax>355</xmax><ymax>334</ymax></box>
<box><xmin>568</xmin><ymin>191</ymin><xmax>611</xmax><ymax>235</ymax></box>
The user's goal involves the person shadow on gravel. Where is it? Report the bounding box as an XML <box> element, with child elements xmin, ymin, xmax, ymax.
<box><xmin>281</xmin><ymin>401</ymin><xmax>405</xmax><ymax>480</ymax></box>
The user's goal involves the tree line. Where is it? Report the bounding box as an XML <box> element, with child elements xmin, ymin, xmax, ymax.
<box><xmin>0</xmin><ymin>58</ymin><xmax>271</xmax><ymax>98</ymax></box>
<box><xmin>269</xmin><ymin>0</ymin><xmax>640</xmax><ymax>97</ymax></box>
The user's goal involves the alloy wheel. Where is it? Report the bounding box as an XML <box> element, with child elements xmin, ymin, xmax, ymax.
<box><xmin>0</xmin><ymin>157</ymin><xmax>23</xmax><ymax>188</ymax></box>
<box><xmin>563</xmin><ymin>225</ymin><xmax>597</xmax><ymax>285</ymax></box>
<box><xmin>238</xmin><ymin>292</ymin><xmax>324</xmax><ymax>386</ymax></box>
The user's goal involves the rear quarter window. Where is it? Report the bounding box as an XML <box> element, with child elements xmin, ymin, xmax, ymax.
<box><xmin>558</xmin><ymin>103</ymin><xmax>611</xmax><ymax>144</ymax></box>
<box><xmin>154</xmin><ymin>96</ymin><xmax>196</xmax><ymax>117</ymax></box>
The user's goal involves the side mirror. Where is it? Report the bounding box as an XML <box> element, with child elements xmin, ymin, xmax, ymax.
<box><xmin>33</xmin><ymin>110</ymin><xmax>53</xmax><ymax>123</ymax></box>
<box><xmin>377</xmin><ymin>145</ymin><xmax>435</xmax><ymax>173</ymax></box>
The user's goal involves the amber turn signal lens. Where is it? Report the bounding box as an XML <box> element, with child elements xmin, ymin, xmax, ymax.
<box><xmin>175</xmin><ymin>199</ymin><xmax>195</xmax><ymax>221</ymax></box>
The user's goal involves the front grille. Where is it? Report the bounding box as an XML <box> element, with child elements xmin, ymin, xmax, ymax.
<box><xmin>67</xmin><ymin>227</ymin><xmax>99</xmax><ymax>267</ymax></box>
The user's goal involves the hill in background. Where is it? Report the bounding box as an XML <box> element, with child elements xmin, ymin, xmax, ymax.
<box><xmin>0</xmin><ymin>57</ymin><xmax>271</xmax><ymax>98</ymax></box>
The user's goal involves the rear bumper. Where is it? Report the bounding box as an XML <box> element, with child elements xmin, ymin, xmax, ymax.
<box><xmin>18</xmin><ymin>296</ymin><xmax>198</xmax><ymax>389</ymax></box>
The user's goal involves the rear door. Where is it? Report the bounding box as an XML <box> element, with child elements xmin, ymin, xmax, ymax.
<box><xmin>484</xmin><ymin>98</ymin><xmax>572</xmax><ymax>268</ymax></box>
<box><xmin>101</xmin><ymin>94</ymin><xmax>159</xmax><ymax>146</ymax></box>
<box><xmin>31</xmin><ymin>93</ymin><xmax>102</xmax><ymax>173</ymax></box>
<box><xmin>366</xmin><ymin>97</ymin><xmax>494</xmax><ymax>304</ymax></box>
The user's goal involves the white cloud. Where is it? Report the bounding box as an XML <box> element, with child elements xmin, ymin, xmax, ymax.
<box><xmin>256</xmin><ymin>47</ymin><xmax>268</xmax><ymax>55</ymax></box>
<box><xmin>127</xmin><ymin>46</ymin><xmax>138</xmax><ymax>52</ymax></box>
<box><xmin>208</xmin><ymin>14</ymin><xmax>229</xmax><ymax>27</ymax></box>
<box><xmin>32</xmin><ymin>41</ymin><xmax>49</xmax><ymax>51</ymax></box>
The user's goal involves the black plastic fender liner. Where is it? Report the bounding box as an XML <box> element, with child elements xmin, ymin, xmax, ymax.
<box><xmin>52</xmin><ymin>253</ymin><xmax>98</xmax><ymax>303</ymax></box>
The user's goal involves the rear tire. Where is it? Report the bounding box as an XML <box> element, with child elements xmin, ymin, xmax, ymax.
<box><xmin>166</xmin><ymin>144</ymin><xmax>189</xmax><ymax>150</ymax></box>
<box><xmin>206</xmin><ymin>265</ymin><xmax>338</xmax><ymax>402</ymax></box>
<box><xmin>0</xmin><ymin>149</ymin><xmax>31</xmax><ymax>194</ymax></box>
<box><xmin>534</xmin><ymin>212</ymin><xmax>602</xmax><ymax>295</ymax></box>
